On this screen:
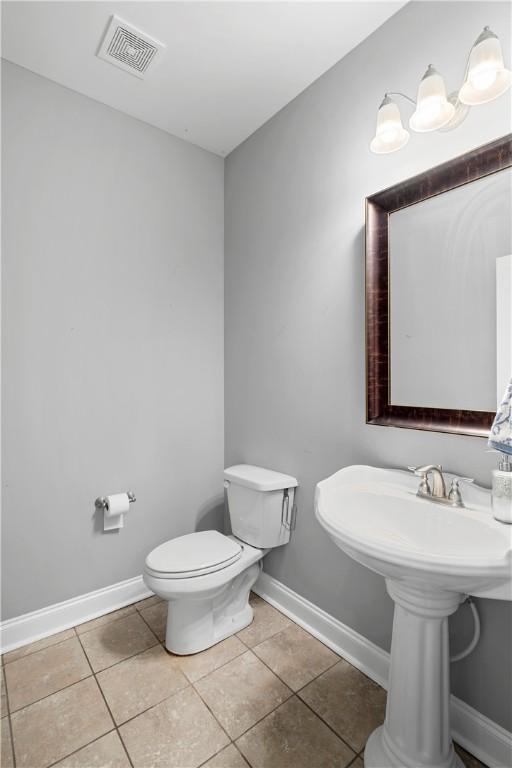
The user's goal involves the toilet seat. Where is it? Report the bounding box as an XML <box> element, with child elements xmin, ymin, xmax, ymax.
<box><xmin>145</xmin><ymin>530</ymin><xmax>242</xmax><ymax>579</ymax></box>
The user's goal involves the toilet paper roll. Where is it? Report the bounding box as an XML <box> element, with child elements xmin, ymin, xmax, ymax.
<box><xmin>105</xmin><ymin>493</ymin><xmax>130</xmax><ymax>517</ymax></box>
<box><xmin>104</xmin><ymin>493</ymin><xmax>130</xmax><ymax>531</ymax></box>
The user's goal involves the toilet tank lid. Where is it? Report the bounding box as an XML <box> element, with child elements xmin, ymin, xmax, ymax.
<box><xmin>224</xmin><ymin>464</ymin><xmax>298</xmax><ymax>492</ymax></box>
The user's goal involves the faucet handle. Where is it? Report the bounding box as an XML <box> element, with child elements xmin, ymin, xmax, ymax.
<box><xmin>407</xmin><ymin>467</ymin><xmax>432</xmax><ymax>496</ymax></box>
<box><xmin>448</xmin><ymin>477</ymin><xmax>473</xmax><ymax>507</ymax></box>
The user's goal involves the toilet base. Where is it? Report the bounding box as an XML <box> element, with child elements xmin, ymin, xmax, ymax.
<box><xmin>165</xmin><ymin>600</ymin><xmax>253</xmax><ymax>655</ymax></box>
<box><xmin>164</xmin><ymin>560</ymin><xmax>261</xmax><ymax>654</ymax></box>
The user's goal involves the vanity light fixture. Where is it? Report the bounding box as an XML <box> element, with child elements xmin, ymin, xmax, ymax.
<box><xmin>370</xmin><ymin>26</ymin><xmax>511</xmax><ymax>154</ymax></box>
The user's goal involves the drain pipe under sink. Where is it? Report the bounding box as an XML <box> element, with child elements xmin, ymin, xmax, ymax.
<box><xmin>450</xmin><ymin>597</ymin><xmax>481</xmax><ymax>663</ymax></box>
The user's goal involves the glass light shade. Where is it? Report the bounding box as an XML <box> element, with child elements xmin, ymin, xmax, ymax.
<box><xmin>459</xmin><ymin>27</ymin><xmax>512</xmax><ymax>105</ymax></box>
<box><xmin>370</xmin><ymin>96</ymin><xmax>409</xmax><ymax>154</ymax></box>
<box><xmin>409</xmin><ymin>66</ymin><xmax>455</xmax><ymax>132</ymax></box>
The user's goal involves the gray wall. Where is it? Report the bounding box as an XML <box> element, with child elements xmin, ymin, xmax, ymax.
<box><xmin>2</xmin><ymin>62</ymin><xmax>224</xmax><ymax>619</ymax></box>
<box><xmin>225</xmin><ymin>1</ymin><xmax>512</xmax><ymax>731</ymax></box>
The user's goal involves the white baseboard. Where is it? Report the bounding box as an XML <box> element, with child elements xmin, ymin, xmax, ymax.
<box><xmin>0</xmin><ymin>576</ymin><xmax>152</xmax><ymax>654</ymax></box>
<box><xmin>254</xmin><ymin>570</ymin><xmax>512</xmax><ymax>768</ymax></box>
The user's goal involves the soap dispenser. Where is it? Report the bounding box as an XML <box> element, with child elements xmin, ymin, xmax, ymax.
<box><xmin>492</xmin><ymin>453</ymin><xmax>512</xmax><ymax>524</ymax></box>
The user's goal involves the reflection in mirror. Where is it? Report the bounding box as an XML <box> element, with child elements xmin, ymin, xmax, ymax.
<box><xmin>390</xmin><ymin>168</ymin><xmax>512</xmax><ymax>412</ymax></box>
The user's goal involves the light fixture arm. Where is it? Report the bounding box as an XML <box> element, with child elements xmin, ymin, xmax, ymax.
<box><xmin>384</xmin><ymin>91</ymin><xmax>416</xmax><ymax>106</ymax></box>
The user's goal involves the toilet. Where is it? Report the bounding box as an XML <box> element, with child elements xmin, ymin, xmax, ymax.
<box><xmin>143</xmin><ymin>464</ymin><xmax>298</xmax><ymax>654</ymax></box>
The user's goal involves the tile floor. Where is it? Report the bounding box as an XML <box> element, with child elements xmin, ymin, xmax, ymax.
<box><xmin>0</xmin><ymin>593</ymin><xmax>486</xmax><ymax>768</ymax></box>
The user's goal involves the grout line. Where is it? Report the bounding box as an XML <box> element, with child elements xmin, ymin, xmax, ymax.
<box><xmin>109</xmin><ymin>674</ymin><xmax>192</xmax><ymax>729</ymax></box>
<box><xmin>45</xmin><ymin>729</ymin><xmax>118</xmax><ymax>768</ymax></box>
<box><xmin>77</xmin><ymin>610</ymin><xmax>161</xmax><ymax>675</ymax></box>
<box><xmin>80</xmin><ymin>637</ymin><xmax>160</xmax><ymax>676</ymax></box>
<box><xmin>114</xmin><ymin>683</ymin><xmax>191</xmax><ymax>729</ymax></box>
<box><xmin>162</xmin><ymin>642</ymin><xmax>247</xmax><ymax>685</ymax></box>
<box><xmin>8</xmin><ymin>672</ymin><xmax>95</xmax><ymax>716</ymax></box>
<box><xmin>297</xmin><ymin>685</ymin><xmax>369</xmax><ymax>756</ymax></box>
<box><xmin>232</xmin><ymin>690</ymin><xmax>295</xmax><ymax>741</ymax></box>
<box><xmin>3</xmin><ymin>666</ymin><xmax>17</xmax><ymax>768</ymax></box>
<box><xmin>74</xmin><ymin>607</ymin><xmax>138</xmax><ymax>638</ymax></box>
<box><xmin>249</xmin><ymin>648</ymin><xmax>358</xmax><ymax>757</ymax></box>
<box><xmin>189</xmin><ymin>678</ymin><xmax>234</xmax><ymax>746</ymax></box>
<box><xmin>135</xmin><ymin>608</ymin><xmax>164</xmax><ymax>643</ymax></box>
<box><xmin>196</xmin><ymin>742</ymin><xmax>249</xmax><ymax>768</ymax></box>
<box><xmin>134</xmin><ymin>597</ymin><xmax>163</xmax><ymax>612</ymax></box>
<box><xmin>2</xmin><ymin>631</ymin><xmax>78</xmax><ymax>666</ymax></box>
<box><xmin>116</xmin><ymin>725</ymin><xmax>135</xmax><ymax>768</ymax></box>
<box><xmin>74</xmin><ymin>629</ymin><xmax>135</xmax><ymax>768</ymax></box>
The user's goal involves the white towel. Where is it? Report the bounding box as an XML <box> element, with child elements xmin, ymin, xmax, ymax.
<box><xmin>488</xmin><ymin>377</ymin><xmax>512</xmax><ymax>456</ymax></box>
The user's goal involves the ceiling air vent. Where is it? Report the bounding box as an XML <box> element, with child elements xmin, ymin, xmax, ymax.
<box><xmin>97</xmin><ymin>15</ymin><xmax>165</xmax><ymax>79</ymax></box>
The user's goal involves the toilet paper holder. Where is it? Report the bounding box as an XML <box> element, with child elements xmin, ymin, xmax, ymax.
<box><xmin>95</xmin><ymin>491</ymin><xmax>136</xmax><ymax>510</ymax></box>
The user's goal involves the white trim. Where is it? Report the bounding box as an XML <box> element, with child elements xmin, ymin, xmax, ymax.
<box><xmin>253</xmin><ymin>570</ymin><xmax>512</xmax><ymax>768</ymax></box>
<box><xmin>0</xmin><ymin>575</ymin><xmax>152</xmax><ymax>654</ymax></box>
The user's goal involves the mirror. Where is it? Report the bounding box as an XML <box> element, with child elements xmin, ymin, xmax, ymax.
<box><xmin>389</xmin><ymin>168</ymin><xmax>511</xmax><ymax>412</ymax></box>
<box><xmin>366</xmin><ymin>134</ymin><xmax>512</xmax><ymax>436</ymax></box>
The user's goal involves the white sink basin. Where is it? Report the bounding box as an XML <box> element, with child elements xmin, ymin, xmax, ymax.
<box><xmin>315</xmin><ymin>465</ymin><xmax>512</xmax><ymax>600</ymax></box>
<box><xmin>315</xmin><ymin>465</ymin><xmax>512</xmax><ymax>768</ymax></box>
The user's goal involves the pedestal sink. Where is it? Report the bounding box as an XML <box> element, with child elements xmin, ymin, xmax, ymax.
<box><xmin>315</xmin><ymin>465</ymin><xmax>512</xmax><ymax>768</ymax></box>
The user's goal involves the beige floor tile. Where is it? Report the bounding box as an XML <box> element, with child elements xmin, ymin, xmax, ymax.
<box><xmin>11</xmin><ymin>677</ymin><xmax>113</xmax><ymax>768</ymax></box>
<box><xmin>120</xmin><ymin>685</ymin><xmax>229</xmax><ymax>768</ymax></box>
<box><xmin>202</xmin><ymin>743</ymin><xmax>249</xmax><ymax>768</ymax></box>
<box><xmin>53</xmin><ymin>731</ymin><xmax>131</xmax><ymax>768</ymax></box>
<box><xmin>75</xmin><ymin>605</ymin><xmax>136</xmax><ymax>635</ymax></box>
<box><xmin>79</xmin><ymin>612</ymin><xmax>158</xmax><ymax>672</ymax></box>
<box><xmin>236</xmin><ymin>696</ymin><xmax>355</xmax><ymax>768</ymax></box>
<box><xmin>236</xmin><ymin>594</ymin><xmax>292</xmax><ymax>648</ymax></box>
<box><xmin>195</xmin><ymin>650</ymin><xmax>291</xmax><ymax>739</ymax></box>
<box><xmin>252</xmin><ymin>623</ymin><xmax>338</xmax><ymax>691</ymax></box>
<box><xmin>298</xmin><ymin>659</ymin><xmax>386</xmax><ymax>752</ymax></box>
<box><xmin>139</xmin><ymin>600</ymin><xmax>167</xmax><ymax>642</ymax></box>
<box><xmin>5</xmin><ymin>637</ymin><xmax>91</xmax><ymax>712</ymax></box>
<box><xmin>350</xmin><ymin>758</ymin><xmax>364</xmax><ymax>768</ymax></box>
<box><xmin>455</xmin><ymin>744</ymin><xmax>488</xmax><ymax>768</ymax></box>
<box><xmin>1</xmin><ymin>669</ymin><xmax>7</xmax><ymax>716</ymax></box>
<box><xmin>135</xmin><ymin>594</ymin><xmax>162</xmax><ymax>610</ymax></box>
<box><xmin>175</xmin><ymin>635</ymin><xmax>246</xmax><ymax>683</ymax></box>
<box><xmin>1</xmin><ymin>717</ymin><xmax>14</xmax><ymax>768</ymax></box>
<box><xmin>3</xmin><ymin>628</ymin><xmax>75</xmax><ymax>664</ymax></box>
<box><xmin>97</xmin><ymin>644</ymin><xmax>189</xmax><ymax>724</ymax></box>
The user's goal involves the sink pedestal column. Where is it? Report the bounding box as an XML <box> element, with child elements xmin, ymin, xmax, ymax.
<box><xmin>364</xmin><ymin>581</ymin><xmax>464</xmax><ymax>768</ymax></box>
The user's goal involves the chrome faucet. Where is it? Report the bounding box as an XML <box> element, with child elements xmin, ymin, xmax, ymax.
<box><xmin>408</xmin><ymin>465</ymin><xmax>471</xmax><ymax>507</ymax></box>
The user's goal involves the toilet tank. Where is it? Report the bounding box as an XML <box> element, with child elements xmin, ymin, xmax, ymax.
<box><xmin>224</xmin><ymin>465</ymin><xmax>298</xmax><ymax>549</ymax></box>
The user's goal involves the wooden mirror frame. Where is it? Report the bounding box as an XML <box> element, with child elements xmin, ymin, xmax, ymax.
<box><xmin>365</xmin><ymin>134</ymin><xmax>512</xmax><ymax>437</ymax></box>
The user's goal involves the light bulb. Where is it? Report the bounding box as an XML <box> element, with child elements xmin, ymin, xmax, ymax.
<box><xmin>470</xmin><ymin>66</ymin><xmax>497</xmax><ymax>91</ymax></box>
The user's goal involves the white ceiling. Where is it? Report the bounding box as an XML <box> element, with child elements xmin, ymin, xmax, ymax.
<box><xmin>2</xmin><ymin>1</ymin><xmax>405</xmax><ymax>155</ymax></box>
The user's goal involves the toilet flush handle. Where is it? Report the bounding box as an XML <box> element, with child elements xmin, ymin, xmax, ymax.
<box><xmin>281</xmin><ymin>489</ymin><xmax>291</xmax><ymax>530</ymax></box>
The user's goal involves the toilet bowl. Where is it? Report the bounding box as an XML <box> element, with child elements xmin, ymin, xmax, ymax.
<box><xmin>144</xmin><ymin>465</ymin><xmax>297</xmax><ymax>655</ymax></box>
